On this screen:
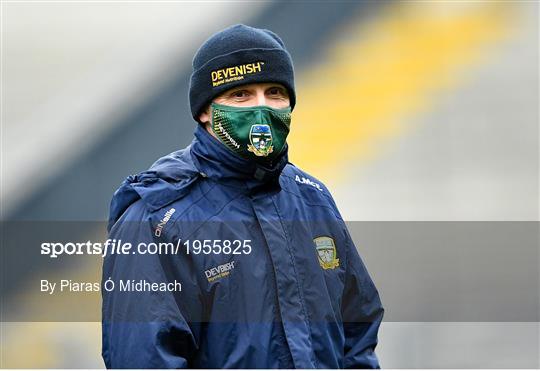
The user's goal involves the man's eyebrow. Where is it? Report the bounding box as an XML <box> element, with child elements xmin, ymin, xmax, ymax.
<box><xmin>228</xmin><ymin>87</ymin><xmax>249</xmax><ymax>94</ymax></box>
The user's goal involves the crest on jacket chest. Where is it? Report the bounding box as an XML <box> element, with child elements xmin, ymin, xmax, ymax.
<box><xmin>314</xmin><ymin>236</ymin><xmax>340</xmax><ymax>270</ymax></box>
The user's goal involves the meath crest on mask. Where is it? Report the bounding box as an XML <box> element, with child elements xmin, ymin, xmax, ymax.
<box><xmin>247</xmin><ymin>124</ymin><xmax>274</xmax><ymax>156</ymax></box>
<box><xmin>314</xmin><ymin>236</ymin><xmax>339</xmax><ymax>270</ymax></box>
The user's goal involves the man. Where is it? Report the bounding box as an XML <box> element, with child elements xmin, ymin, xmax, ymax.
<box><xmin>102</xmin><ymin>24</ymin><xmax>384</xmax><ymax>369</ymax></box>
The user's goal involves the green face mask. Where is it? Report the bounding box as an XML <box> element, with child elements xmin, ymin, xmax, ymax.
<box><xmin>210</xmin><ymin>102</ymin><xmax>291</xmax><ymax>163</ymax></box>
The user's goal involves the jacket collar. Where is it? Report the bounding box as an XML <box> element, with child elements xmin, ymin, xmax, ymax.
<box><xmin>189</xmin><ymin>125</ymin><xmax>288</xmax><ymax>193</ymax></box>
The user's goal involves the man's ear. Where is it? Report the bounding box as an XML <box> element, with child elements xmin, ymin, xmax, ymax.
<box><xmin>198</xmin><ymin>105</ymin><xmax>211</xmax><ymax>125</ymax></box>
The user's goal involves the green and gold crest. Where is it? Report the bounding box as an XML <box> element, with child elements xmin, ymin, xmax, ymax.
<box><xmin>314</xmin><ymin>236</ymin><xmax>339</xmax><ymax>270</ymax></box>
<box><xmin>247</xmin><ymin>124</ymin><xmax>274</xmax><ymax>156</ymax></box>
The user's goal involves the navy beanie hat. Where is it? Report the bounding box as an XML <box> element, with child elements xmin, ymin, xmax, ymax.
<box><xmin>189</xmin><ymin>24</ymin><xmax>296</xmax><ymax>121</ymax></box>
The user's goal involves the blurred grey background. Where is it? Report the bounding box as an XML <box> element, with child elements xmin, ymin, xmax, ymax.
<box><xmin>1</xmin><ymin>0</ymin><xmax>538</xmax><ymax>368</ymax></box>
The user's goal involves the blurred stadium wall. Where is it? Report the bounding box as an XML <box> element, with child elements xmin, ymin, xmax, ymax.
<box><xmin>1</xmin><ymin>1</ymin><xmax>538</xmax><ymax>368</ymax></box>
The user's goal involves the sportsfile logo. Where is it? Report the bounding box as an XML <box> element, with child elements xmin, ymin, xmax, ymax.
<box><xmin>205</xmin><ymin>261</ymin><xmax>235</xmax><ymax>282</ymax></box>
<box><xmin>211</xmin><ymin>62</ymin><xmax>264</xmax><ymax>87</ymax></box>
<box><xmin>154</xmin><ymin>208</ymin><xmax>176</xmax><ymax>237</ymax></box>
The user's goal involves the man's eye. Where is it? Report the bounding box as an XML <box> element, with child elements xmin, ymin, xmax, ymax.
<box><xmin>231</xmin><ymin>91</ymin><xmax>248</xmax><ymax>98</ymax></box>
<box><xmin>268</xmin><ymin>87</ymin><xmax>285</xmax><ymax>96</ymax></box>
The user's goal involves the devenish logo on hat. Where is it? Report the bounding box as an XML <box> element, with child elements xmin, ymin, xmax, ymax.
<box><xmin>211</xmin><ymin>61</ymin><xmax>264</xmax><ymax>87</ymax></box>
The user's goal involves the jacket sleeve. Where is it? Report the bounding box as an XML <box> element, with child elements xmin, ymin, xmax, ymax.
<box><xmin>101</xmin><ymin>200</ymin><xmax>199</xmax><ymax>368</ymax></box>
<box><xmin>341</xmin><ymin>226</ymin><xmax>384</xmax><ymax>369</ymax></box>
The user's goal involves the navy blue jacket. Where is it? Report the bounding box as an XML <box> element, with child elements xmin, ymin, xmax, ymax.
<box><xmin>102</xmin><ymin>125</ymin><xmax>384</xmax><ymax>368</ymax></box>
